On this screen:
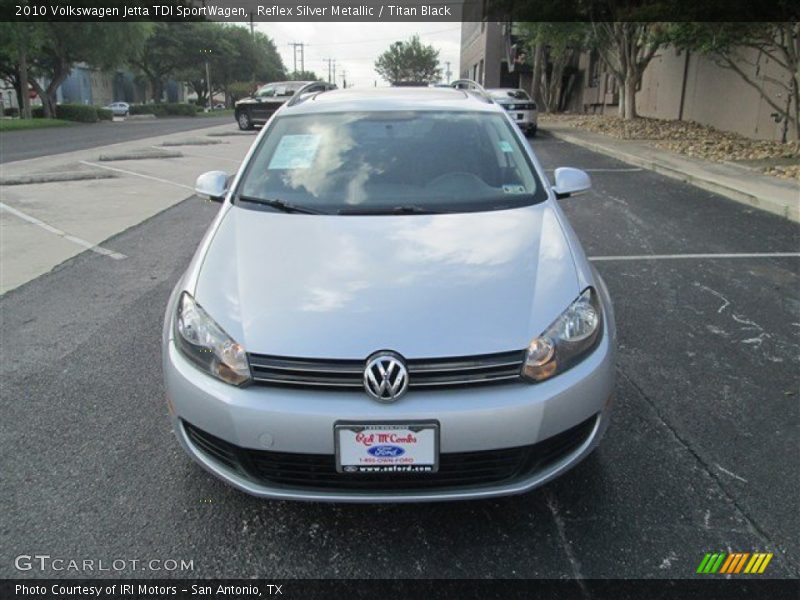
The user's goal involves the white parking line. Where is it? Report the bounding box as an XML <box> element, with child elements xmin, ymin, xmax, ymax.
<box><xmin>79</xmin><ymin>160</ymin><xmax>194</xmax><ymax>190</ymax></box>
<box><xmin>150</xmin><ymin>145</ymin><xmax>242</xmax><ymax>165</ymax></box>
<box><xmin>545</xmin><ymin>168</ymin><xmax>643</xmax><ymax>172</ymax></box>
<box><xmin>0</xmin><ymin>202</ymin><xmax>127</xmax><ymax>260</ymax></box>
<box><xmin>590</xmin><ymin>252</ymin><xmax>800</xmax><ymax>261</ymax></box>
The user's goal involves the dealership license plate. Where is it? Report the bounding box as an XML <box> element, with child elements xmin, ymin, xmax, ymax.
<box><xmin>335</xmin><ymin>423</ymin><xmax>439</xmax><ymax>474</ymax></box>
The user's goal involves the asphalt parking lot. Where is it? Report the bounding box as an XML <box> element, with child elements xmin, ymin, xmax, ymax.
<box><xmin>1</xmin><ymin>129</ymin><xmax>798</xmax><ymax>580</ymax></box>
<box><xmin>0</xmin><ymin>115</ymin><xmax>233</xmax><ymax>164</ymax></box>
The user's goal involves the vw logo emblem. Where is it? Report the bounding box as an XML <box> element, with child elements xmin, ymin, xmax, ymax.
<box><xmin>364</xmin><ymin>352</ymin><xmax>409</xmax><ymax>402</ymax></box>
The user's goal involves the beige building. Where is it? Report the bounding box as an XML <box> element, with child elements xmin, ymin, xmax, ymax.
<box><xmin>463</xmin><ymin>22</ymin><xmax>797</xmax><ymax>141</ymax></box>
<box><xmin>460</xmin><ymin>21</ymin><xmax>532</xmax><ymax>91</ymax></box>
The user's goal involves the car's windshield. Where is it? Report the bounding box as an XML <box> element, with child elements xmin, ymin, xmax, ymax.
<box><xmin>236</xmin><ymin>111</ymin><xmax>545</xmax><ymax>214</ymax></box>
<box><xmin>490</xmin><ymin>89</ymin><xmax>530</xmax><ymax>101</ymax></box>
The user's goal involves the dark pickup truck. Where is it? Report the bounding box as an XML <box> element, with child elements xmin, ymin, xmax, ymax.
<box><xmin>234</xmin><ymin>80</ymin><xmax>337</xmax><ymax>130</ymax></box>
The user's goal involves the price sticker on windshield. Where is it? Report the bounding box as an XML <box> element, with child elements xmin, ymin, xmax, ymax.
<box><xmin>268</xmin><ymin>134</ymin><xmax>321</xmax><ymax>170</ymax></box>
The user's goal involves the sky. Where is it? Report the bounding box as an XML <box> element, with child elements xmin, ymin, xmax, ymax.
<box><xmin>252</xmin><ymin>22</ymin><xmax>462</xmax><ymax>88</ymax></box>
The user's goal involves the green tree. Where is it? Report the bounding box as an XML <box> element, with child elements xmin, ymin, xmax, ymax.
<box><xmin>170</xmin><ymin>23</ymin><xmax>285</xmax><ymax>108</ymax></box>
<box><xmin>0</xmin><ymin>22</ymin><xmax>42</xmax><ymax>118</ymax></box>
<box><xmin>589</xmin><ymin>22</ymin><xmax>671</xmax><ymax>119</ymax></box>
<box><xmin>288</xmin><ymin>70</ymin><xmax>320</xmax><ymax>81</ymax></box>
<box><xmin>496</xmin><ymin>1</ymin><xmax>678</xmax><ymax>120</ymax></box>
<box><xmin>227</xmin><ymin>81</ymin><xmax>256</xmax><ymax>103</ymax></box>
<box><xmin>28</xmin><ymin>23</ymin><xmax>151</xmax><ymax>117</ymax></box>
<box><xmin>129</xmin><ymin>23</ymin><xmax>182</xmax><ymax>102</ymax></box>
<box><xmin>670</xmin><ymin>22</ymin><xmax>799</xmax><ymax>142</ymax></box>
<box><xmin>518</xmin><ymin>23</ymin><xmax>590</xmax><ymax>113</ymax></box>
<box><xmin>375</xmin><ymin>35</ymin><xmax>441</xmax><ymax>85</ymax></box>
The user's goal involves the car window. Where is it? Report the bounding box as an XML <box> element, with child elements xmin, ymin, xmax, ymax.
<box><xmin>257</xmin><ymin>85</ymin><xmax>276</xmax><ymax>98</ymax></box>
<box><xmin>236</xmin><ymin>111</ymin><xmax>546</xmax><ymax>214</ymax></box>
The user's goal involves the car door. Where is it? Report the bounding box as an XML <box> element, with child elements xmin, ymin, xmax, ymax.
<box><xmin>267</xmin><ymin>83</ymin><xmax>294</xmax><ymax>116</ymax></box>
<box><xmin>252</xmin><ymin>85</ymin><xmax>276</xmax><ymax>121</ymax></box>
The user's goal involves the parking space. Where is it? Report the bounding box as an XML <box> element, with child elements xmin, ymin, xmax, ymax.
<box><xmin>0</xmin><ymin>125</ymin><xmax>255</xmax><ymax>293</ymax></box>
<box><xmin>0</xmin><ymin>129</ymin><xmax>797</xmax><ymax>579</ymax></box>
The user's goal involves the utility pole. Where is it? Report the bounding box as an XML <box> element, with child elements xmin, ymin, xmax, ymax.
<box><xmin>200</xmin><ymin>47</ymin><xmax>212</xmax><ymax>111</ymax></box>
<box><xmin>332</xmin><ymin>59</ymin><xmax>336</xmax><ymax>85</ymax></box>
<box><xmin>288</xmin><ymin>42</ymin><xmax>307</xmax><ymax>77</ymax></box>
<box><xmin>445</xmin><ymin>61</ymin><xmax>452</xmax><ymax>84</ymax></box>
<box><xmin>323</xmin><ymin>58</ymin><xmax>335</xmax><ymax>83</ymax></box>
<box><xmin>205</xmin><ymin>60</ymin><xmax>212</xmax><ymax>111</ymax></box>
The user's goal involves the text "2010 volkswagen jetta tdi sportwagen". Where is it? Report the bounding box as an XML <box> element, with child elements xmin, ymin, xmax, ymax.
<box><xmin>162</xmin><ymin>82</ymin><xmax>616</xmax><ymax>502</ymax></box>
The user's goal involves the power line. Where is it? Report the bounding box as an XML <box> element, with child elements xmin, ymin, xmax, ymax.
<box><xmin>309</xmin><ymin>26</ymin><xmax>461</xmax><ymax>46</ymax></box>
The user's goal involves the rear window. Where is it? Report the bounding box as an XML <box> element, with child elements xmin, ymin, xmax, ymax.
<box><xmin>236</xmin><ymin>111</ymin><xmax>546</xmax><ymax>214</ymax></box>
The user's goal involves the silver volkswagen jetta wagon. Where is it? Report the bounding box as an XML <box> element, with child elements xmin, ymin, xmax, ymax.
<box><xmin>162</xmin><ymin>82</ymin><xmax>616</xmax><ymax>502</ymax></box>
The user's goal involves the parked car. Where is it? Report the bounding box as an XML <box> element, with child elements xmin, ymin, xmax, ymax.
<box><xmin>106</xmin><ymin>102</ymin><xmax>130</xmax><ymax>117</ymax></box>
<box><xmin>234</xmin><ymin>80</ymin><xmax>336</xmax><ymax>130</ymax></box>
<box><xmin>488</xmin><ymin>88</ymin><xmax>538</xmax><ymax>136</ymax></box>
<box><xmin>213</xmin><ymin>103</ymin><xmax>226</xmax><ymax>110</ymax></box>
<box><xmin>164</xmin><ymin>84</ymin><xmax>615</xmax><ymax>502</ymax></box>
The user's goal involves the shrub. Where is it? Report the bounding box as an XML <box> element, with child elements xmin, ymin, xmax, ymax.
<box><xmin>54</xmin><ymin>103</ymin><xmax>100</xmax><ymax>123</ymax></box>
<box><xmin>129</xmin><ymin>103</ymin><xmax>198</xmax><ymax>117</ymax></box>
<box><xmin>30</xmin><ymin>104</ymin><xmax>97</xmax><ymax>121</ymax></box>
<box><xmin>96</xmin><ymin>107</ymin><xmax>113</xmax><ymax>121</ymax></box>
<box><xmin>3</xmin><ymin>107</ymin><xmax>20</xmax><ymax>117</ymax></box>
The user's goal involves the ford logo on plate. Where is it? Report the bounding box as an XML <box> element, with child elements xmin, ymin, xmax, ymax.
<box><xmin>367</xmin><ymin>445</ymin><xmax>406</xmax><ymax>458</ymax></box>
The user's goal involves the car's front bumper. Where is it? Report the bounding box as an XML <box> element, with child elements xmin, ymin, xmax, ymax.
<box><xmin>507</xmin><ymin>109</ymin><xmax>538</xmax><ymax>131</ymax></box>
<box><xmin>163</xmin><ymin>316</ymin><xmax>615</xmax><ymax>502</ymax></box>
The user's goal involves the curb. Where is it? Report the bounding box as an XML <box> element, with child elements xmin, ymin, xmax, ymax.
<box><xmin>544</xmin><ymin>128</ymin><xmax>799</xmax><ymax>223</ymax></box>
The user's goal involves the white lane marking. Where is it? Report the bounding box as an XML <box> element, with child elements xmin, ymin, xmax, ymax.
<box><xmin>716</xmin><ymin>464</ymin><xmax>749</xmax><ymax>484</ymax></box>
<box><xmin>150</xmin><ymin>146</ymin><xmax>242</xmax><ymax>165</ymax></box>
<box><xmin>590</xmin><ymin>252</ymin><xmax>800</xmax><ymax>261</ymax></box>
<box><xmin>79</xmin><ymin>160</ymin><xmax>194</xmax><ymax>190</ymax></box>
<box><xmin>545</xmin><ymin>167</ymin><xmax>643</xmax><ymax>172</ymax></box>
<box><xmin>0</xmin><ymin>202</ymin><xmax>127</xmax><ymax>260</ymax></box>
<box><xmin>584</xmin><ymin>168</ymin><xmax>643</xmax><ymax>172</ymax></box>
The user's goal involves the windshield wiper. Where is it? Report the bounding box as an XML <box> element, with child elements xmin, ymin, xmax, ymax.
<box><xmin>237</xmin><ymin>194</ymin><xmax>328</xmax><ymax>215</ymax></box>
<box><xmin>338</xmin><ymin>205</ymin><xmax>441</xmax><ymax>215</ymax></box>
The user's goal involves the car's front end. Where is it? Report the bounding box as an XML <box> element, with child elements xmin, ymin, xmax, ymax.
<box><xmin>489</xmin><ymin>88</ymin><xmax>538</xmax><ymax>136</ymax></box>
<box><xmin>163</xmin><ymin>88</ymin><xmax>615</xmax><ymax>502</ymax></box>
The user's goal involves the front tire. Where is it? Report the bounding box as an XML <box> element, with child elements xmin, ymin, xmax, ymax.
<box><xmin>237</xmin><ymin>110</ymin><xmax>254</xmax><ymax>131</ymax></box>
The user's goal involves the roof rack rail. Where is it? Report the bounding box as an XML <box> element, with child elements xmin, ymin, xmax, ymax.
<box><xmin>285</xmin><ymin>81</ymin><xmax>337</xmax><ymax>108</ymax></box>
<box><xmin>450</xmin><ymin>79</ymin><xmax>493</xmax><ymax>103</ymax></box>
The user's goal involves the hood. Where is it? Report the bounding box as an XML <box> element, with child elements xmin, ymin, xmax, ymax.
<box><xmin>194</xmin><ymin>203</ymin><xmax>579</xmax><ymax>359</ymax></box>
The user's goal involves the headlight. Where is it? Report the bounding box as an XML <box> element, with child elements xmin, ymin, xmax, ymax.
<box><xmin>522</xmin><ymin>288</ymin><xmax>602</xmax><ymax>382</ymax></box>
<box><xmin>174</xmin><ymin>292</ymin><xmax>251</xmax><ymax>386</ymax></box>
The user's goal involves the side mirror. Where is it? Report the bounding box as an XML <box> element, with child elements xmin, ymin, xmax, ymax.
<box><xmin>195</xmin><ymin>171</ymin><xmax>229</xmax><ymax>202</ymax></box>
<box><xmin>552</xmin><ymin>167</ymin><xmax>591</xmax><ymax>199</ymax></box>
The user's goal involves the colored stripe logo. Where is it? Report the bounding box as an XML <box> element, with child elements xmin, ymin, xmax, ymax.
<box><xmin>697</xmin><ymin>552</ymin><xmax>773</xmax><ymax>574</ymax></box>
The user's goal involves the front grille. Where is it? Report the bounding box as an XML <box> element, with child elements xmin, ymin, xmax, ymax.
<box><xmin>503</xmin><ymin>102</ymin><xmax>536</xmax><ymax>111</ymax></box>
<box><xmin>248</xmin><ymin>350</ymin><xmax>526</xmax><ymax>391</ymax></box>
<box><xmin>183</xmin><ymin>416</ymin><xmax>597</xmax><ymax>492</ymax></box>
